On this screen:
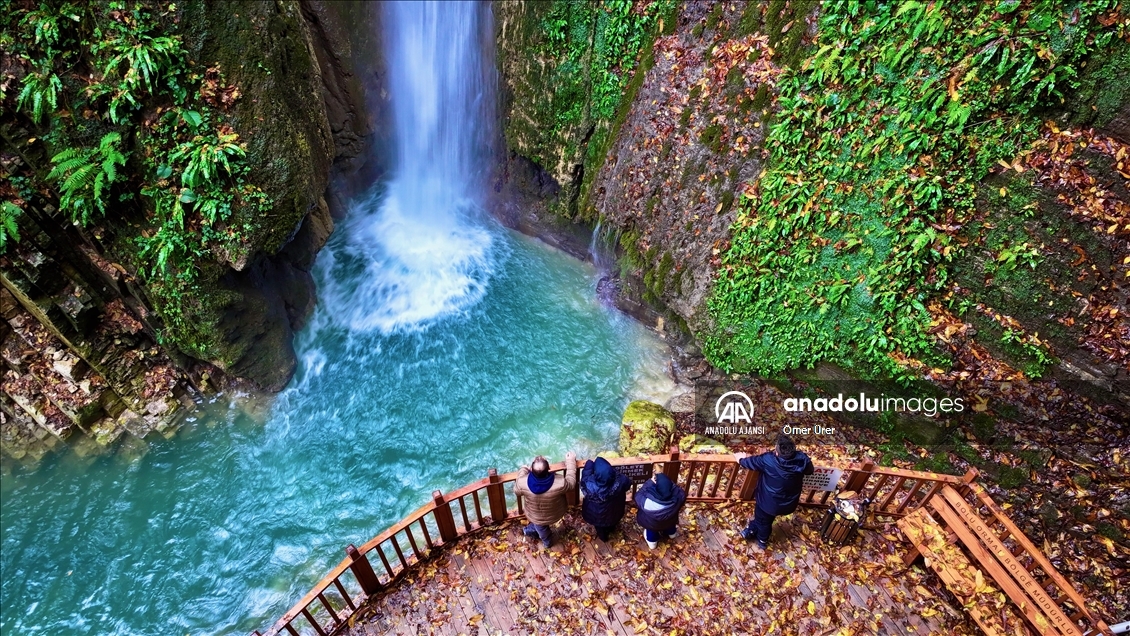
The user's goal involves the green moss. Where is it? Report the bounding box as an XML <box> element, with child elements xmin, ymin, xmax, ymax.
<box><xmin>967</xmin><ymin>413</ymin><xmax>994</xmax><ymax>442</ymax></box>
<box><xmin>764</xmin><ymin>0</ymin><xmax>818</xmax><ymax>70</ymax></box>
<box><xmin>705</xmin><ymin>3</ymin><xmax>724</xmax><ymax>34</ymax></box>
<box><xmin>996</xmin><ymin>465</ymin><xmax>1028</xmax><ymax>490</ymax></box>
<box><xmin>699</xmin><ymin>124</ymin><xmax>724</xmax><ymax>153</ymax></box>
<box><xmin>620</xmin><ymin>400</ymin><xmax>676</xmax><ymax>456</ymax></box>
<box><xmin>1066</xmin><ymin>38</ymin><xmax>1130</xmax><ymax>130</ymax></box>
<box><xmin>1097</xmin><ymin>522</ymin><xmax>1124</xmax><ymax>541</ymax></box>
<box><xmin>737</xmin><ymin>2</ymin><xmax>762</xmax><ymax>37</ymax></box>
<box><xmin>720</xmin><ymin>190</ymin><xmax>735</xmax><ymax>213</ymax></box>
<box><xmin>619</xmin><ymin>228</ymin><xmax>643</xmax><ymax>268</ymax></box>
<box><xmin>915</xmin><ymin>452</ymin><xmax>956</xmax><ymax>475</ymax></box>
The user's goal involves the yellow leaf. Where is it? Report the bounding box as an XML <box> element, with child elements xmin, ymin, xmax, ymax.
<box><xmin>808</xmin><ymin>600</ymin><xmax>816</xmax><ymax>615</ymax></box>
<box><xmin>1098</xmin><ymin>536</ymin><xmax>1117</xmax><ymax>555</ymax></box>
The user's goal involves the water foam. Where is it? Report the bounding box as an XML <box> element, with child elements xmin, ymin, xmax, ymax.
<box><xmin>313</xmin><ymin>1</ymin><xmax>498</xmax><ymax>336</ymax></box>
<box><xmin>316</xmin><ymin>187</ymin><xmax>496</xmax><ymax>334</ymax></box>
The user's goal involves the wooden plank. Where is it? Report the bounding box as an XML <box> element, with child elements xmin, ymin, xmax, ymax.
<box><xmin>444</xmin><ymin>554</ymin><xmax>480</xmax><ymax>628</ymax></box>
<box><xmin>966</xmin><ymin>484</ymin><xmax>1105</xmax><ymax>631</ymax></box>
<box><xmin>706</xmin><ymin>462</ymin><xmax>723</xmax><ymax>498</ymax></box>
<box><xmin>470</xmin><ymin>554</ymin><xmax>515</xmax><ymax>632</ymax></box>
<box><xmin>900</xmin><ymin>524</ymin><xmax>1005</xmax><ymax>636</ymax></box>
<box><xmin>940</xmin><ymin>488</ymin><xmax>1086</xmax><ymax>634</ymax></box>
<box><xmin>930</xmin><ymin>494</ymin><xmax>1074</xmax><ymax>636</ymax></box>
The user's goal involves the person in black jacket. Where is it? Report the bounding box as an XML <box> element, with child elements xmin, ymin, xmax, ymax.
<box><xmin>735</xmin><ymin>435</ymin><xmax>815</xmax><ymax>551</ymax></box>
<box><xmin>633</xmin><ymin>472</ymin><xmax>687</xmax><ymax>549</ymax></box>
<box><xmin>580</xmin><ymin>457</ymin><xmax>633</xmax><ymax>541</ymax></box>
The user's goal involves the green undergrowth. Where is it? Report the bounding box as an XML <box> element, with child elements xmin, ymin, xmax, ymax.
<box><xmin>706</xmin><ymin>0</ymin><xmax>1125</xmax><ymax>381</ymax></box>
<box><xmin>2</xmin><ymin>1</ymin><xmax>266</xmax><ymax>358</ymax></box>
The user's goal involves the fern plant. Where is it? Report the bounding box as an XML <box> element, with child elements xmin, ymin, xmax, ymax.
<box><xmin>1</xmin><ymin>202</ymin><xmax>23</xmax><ymax>253</ymax></box>
<box><xmin>16</xmin><ymin>69</ymin><xmax>63</xmax><ymax>124</ymax></box>
<box><xmin>47</xmin><ymin>132</ymin><xmax>129</xmax><ymax>224</ymax></box>
<box><xmin>92</xmin><ymin>27</ymin><xmax>186</xmax><ymax>123</ymax></box>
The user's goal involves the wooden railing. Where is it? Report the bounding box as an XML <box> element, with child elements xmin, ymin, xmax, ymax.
<box><xmin>253</xmin><ymin>449</ymin><xmax>975</xmax><ymax>636</ymax></box>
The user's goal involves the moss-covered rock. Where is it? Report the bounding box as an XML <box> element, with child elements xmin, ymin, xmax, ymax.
<box><xmin>619</xmin><ymin>400</ymin><xmax>675</xmax><ymax>457</ymax></box>
<box><xmin>677</xmin><ymin>433</ymin><xmax>728</xmax><ymax>454</ymax></box>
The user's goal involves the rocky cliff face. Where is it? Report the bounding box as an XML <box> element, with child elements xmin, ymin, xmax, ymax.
<box><xmin>175</xmin><ymin>0</ymin><xmax>335</xmax><ymax>390</ymax></box>
<box><xmin>1</xmin><ymin>0</ymin><xmax>377</xmax><ymax>461</ymax></box>
<box><xmin>495</xmin><ymin>1</ymin><xmax>1129</xmax><ymax>407</ymax></box>
<box><xmin>494</xmin><ymin>0</ymin><xmax>813</xmax><ymax>355</ymax></box>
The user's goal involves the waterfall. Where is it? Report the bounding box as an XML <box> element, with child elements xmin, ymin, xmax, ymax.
<box><xmin>318</xmin><ymin>1</ymin><xmax>499</xmax><ymax>334</ymax></box>
<box><xmin>588</xmin><ymin>218</ymin><xmax>603</xmax><ymax>266</ymax></box>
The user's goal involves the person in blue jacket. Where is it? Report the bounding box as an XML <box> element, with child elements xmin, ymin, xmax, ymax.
<box><xmin>580</xmin><ymin>457</ymin><xmax>633</xmax><ymax>542</ymax></box>
<box><xmin>633</xmin><ymin>472</ymin><xmax>687</xmax><ymax>549</ymax></box>
<box><xmin>735</xmin><ymin>435</ymin><xmax>815</xmax><ymax>551</ymax></box>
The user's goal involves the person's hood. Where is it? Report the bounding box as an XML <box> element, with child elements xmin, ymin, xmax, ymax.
<box><xmin>592</xmin><ymin>457</ymin><xmax>615</xmax><ymax>487</ymax></box>
<box><xmin>527</xmin><ymin>471</ymin><xmax>555</xmax><ymax>495</ymax></box>
<box><xmin>652</xmin><ymin>473</ymin><xmax>676</xmax><ymax>503</ymax></box>
<box><xmin>777</xmin><ymin>451</ymin><xmax>811</xmax><ymax>474</ymax></box>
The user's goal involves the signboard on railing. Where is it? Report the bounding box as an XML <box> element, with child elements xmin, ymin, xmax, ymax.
<box><xmin>803</xmin><ymin>467</ymin><xmax>843</xmax><ymax>492</ymax></box>
<box><xmin>616</xmin><ymin>463</ymin><xmax>655</xmax><ymax>485</ymax></box>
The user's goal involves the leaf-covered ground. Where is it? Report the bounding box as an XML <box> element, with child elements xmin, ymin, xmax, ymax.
<box><xmin>342</xmin><ymin>505</ymin><xmax>979</xmax><ymax>636</ymax></box>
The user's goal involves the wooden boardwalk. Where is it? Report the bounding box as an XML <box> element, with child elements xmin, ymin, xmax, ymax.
<box><xmin>340</xmin><ymin>502</ymin><xmax>978</xmax><ymax>636</ymax></box>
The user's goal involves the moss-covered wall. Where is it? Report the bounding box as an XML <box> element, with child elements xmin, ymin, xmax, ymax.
<box><xmin>494</xmin><ymin>0</ymin><xmax>675</xmax><ymax>220</ymax></box>
<box><xmin>1</xmin><ymin>1</ymin><xmax>347</xmax><ymax>392</ymax></box>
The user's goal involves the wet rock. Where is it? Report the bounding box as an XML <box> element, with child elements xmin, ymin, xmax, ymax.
<box><xmin>145</xmin><ymin>399</ymin><xmax>171</xmax><ymax>416</ymax></box>
<box><xmin>619</xmin><ymin>400</ymin><xmax>675</xmax><ymax>457</ymax></box>
<box><xmin>664</xmin><ymin>390</ymin><xmax>696</xmax><ymax>414</ymax></box>
<box><xmin>52</xmin><ymin>356</ymin><xmax>85</xmax><ymax>383</ymax></box>
<box><xmin>117</xmin><ymin>410</ymin><xmax>150</xmax><ymax>439</ymax></box>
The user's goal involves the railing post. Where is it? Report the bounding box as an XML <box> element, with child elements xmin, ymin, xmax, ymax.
<box><xmin>738</xmin><ymin>468</ymin><xmax>759</xmax><ymax>501</ymax></box>
<box><xmin>844</xmin><ymin>461</ymin><xmax>874</xmax><ymax>494</ymax></box>
<box><xmin>486</xmin><ymin>468</ymin><xmax>509</xmax><ymax>523</ymax></box>
<box><xmin>432</xmin><ymin>490</ymin><xmax>459</xmax><ymax>543</ymax></box>
<box><xmin>958</xmin><ymin>467</ymin><xmax>979</xmax><ymax>496</ymax></box>
<box><xmin>346</xmin><ymin>544</ymin><xmax>382</xmax><ymax>596</ymax></box>
<box><xmin>565</xmin><ymin>476</ymin><xmax>579</xmax><ymax>506</ymax></box>
<box><xmin>663</xmin><ymin>446</ymin><xmax>681</xmax><ymax>482</ymax></box>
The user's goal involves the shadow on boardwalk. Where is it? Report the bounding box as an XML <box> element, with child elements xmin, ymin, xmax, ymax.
<box><xmin>341</xmin><ymin>502</ymin><xmax>977</xmax><ymax>635</ymax></box>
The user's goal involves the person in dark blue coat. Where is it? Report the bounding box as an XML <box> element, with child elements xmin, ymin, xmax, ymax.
<box><xmin>580</xmin><ymin>457</ymin><xmax>633</xmax><ymax>541</ymax></box>
<box><xmin>735</xmin><ymin>435</ymin><xmax>814</xmax><ymax>551</ymax></box>
<box><xmin>633</xmin><ymin>472</ymin><xmax>687</xmax><ymax>549</ymax></box>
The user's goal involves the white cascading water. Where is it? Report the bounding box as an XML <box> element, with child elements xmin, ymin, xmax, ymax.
<box><xmin>321</xmin><ymin>1</ymin><xmax>498</xmax><ymax>334</ymax></box>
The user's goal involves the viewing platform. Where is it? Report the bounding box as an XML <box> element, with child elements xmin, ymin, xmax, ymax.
<box><xmin>255</xmin><ymin>451</ymin><xmax>1113</xmax><ymax>636</ymax></box>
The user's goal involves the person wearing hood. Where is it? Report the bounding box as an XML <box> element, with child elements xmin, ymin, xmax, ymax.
<box><xmin>735</xmin><ymin>434</ymin><xmax>815</xmax><ymax>551</ymax></box>
<box><xmin>514</xmin><ymin>452</ymin><xmax>577</xmax><ymax>548</ymax></box>
<box><xmin>633</xmin><ymin>472</ymin><xmax>687</xmax><ymax>549</ymax></box>
<box><xmin>580</xmin><ymin>457</ymin><xmax>633</xmax><ymax>542</ymax></box>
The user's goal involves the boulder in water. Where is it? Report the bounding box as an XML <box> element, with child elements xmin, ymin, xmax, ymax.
<box><xmin>619</xmin><ymin>401</ymin><xmax>675</xmax><ymax>457</ymax></box>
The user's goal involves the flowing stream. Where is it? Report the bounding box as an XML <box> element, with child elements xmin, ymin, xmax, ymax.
<box><xmin>0</xmin><ymin>4</ymin><xmax>676</xmax><ymax>635</ymax></box>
